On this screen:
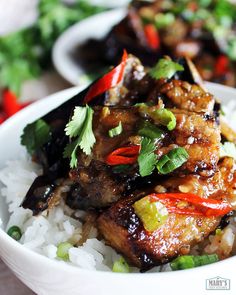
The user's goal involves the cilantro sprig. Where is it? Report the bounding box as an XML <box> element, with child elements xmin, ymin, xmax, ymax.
<box><xmin>64</xmin><ymin>105</ymin><xmax>96</xmax><ymax>168</ymax></box>
<box><xmin>21</xmin><ymin>119</ymin><xmax>51</xmax><ymax>154</ymax></box>
<box><xmin>149</xmin><ymin>58</ymin><xmax>184</xmax><ymax>80</ymax></box>
<box><xmin>138</xmin><ymin>138</ymin><xmax>158</xmax><ymax>177</ymax></box>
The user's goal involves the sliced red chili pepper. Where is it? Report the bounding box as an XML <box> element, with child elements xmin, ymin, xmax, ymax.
<box><xmin>84</xmin><ymin>50</ymin><xmax>128</xmax><ymax>103</ymax></box>
<box><xmin>1</xmin><ymin>89</ymin><xmax>33</xmax><ymax>124</ymax></box>
<box><xmin>106</xmin><ymin>145</ymin><xmax>140</xmax><ymax>166</ymax></box>
<box><xmin>215</xmin><ymin>55</ymin><xmax>229</xmax><ymax>76</ymax></box>
<box><xmin>2</xmin><ymin>89</ymin><xmax>21</xmax><ymax>117</ymax></box>
<box><xmin>144</xmin><ymin>24</ymin><xmax>160</xmax><ymax>50</ymax></box>
<box><xmin>148</xmin><ymin>193</ymin><xmax>232</xmax><ymax>217</ymax></box>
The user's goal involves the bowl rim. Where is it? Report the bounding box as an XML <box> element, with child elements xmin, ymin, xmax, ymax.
<box><xmin>0</xmin><ymin>83</ymin><xmax>236</xmax><ymax>278</ymax></box>
<box><xmin>52</xmin><ymin>8</ymin><xmax>127</xmax><ymax>85</ymax></box>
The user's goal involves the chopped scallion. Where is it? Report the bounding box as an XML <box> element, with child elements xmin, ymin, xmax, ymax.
<box><xmin>112</xmin><ymin>257</ymin><xmax>130</xmax><ymax>273</ymax></box>
<box><xmin>138</xmin><ymin>104</ymin><xmax>176</xmax><ymax>131</ymax></box>
<box><xmin>133</xmin><ymin>196</ymin><xmax>168</xmax><ymax>232</ymax></box>
<box><xmin>7</xmin><ymin>226</ymin><xmax>22</xmax><ymax>241</ymax></box>
<box><xmin>56</xmin><ymin>242</ymin><xmax>73</xmax><ymax>261</ymax></box>
<box><xmin>156</xmin><ymin>147</ymin><xmax>189</xmax><ymax>175</ymax></box>
<box><xmin>170</xmin><ymin>254</ymin><xmax>219</xmax><ymax>271</ymax></box>
<box><xmin>151</xmin><ymin>108</ymin><xmax>176</xmax><ymax>131</ymax></box>
<box><xmin>108</xmin><ymin>121</ymin><xmax>123</xmax><ymax>138</ymax></box>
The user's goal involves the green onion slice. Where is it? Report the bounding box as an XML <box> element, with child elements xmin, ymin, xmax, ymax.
<box><xmin>138</xmin><ymin>104</ymin><xmax>176</xmax><ymax>131</ymax></box>
<box><xmin>133</xmin><ymin>196</ymin><xmax>168</xmax><ymax>232</ymax></box>
<box><xmin>170</xmin><ymin>254</ymin><xmax>219</xmax><ymax>271</ymax></box>
<box><xmin>138</xmin><ymin>121</ymin><xmax>164</xmax><ymax>140</ymax></box>
<box><xmin>7</xmin><ymin>226</ymin><xmax>22</xmax><ymax>241</ymax></box>
<box><xmin>156</xmin><ymin>147</ymin><xmax>189</xmax><ymax>175</ymax></box>
<box><xmin>108</xmin><ymin>121</ymin><xmax>123</xmax><ymax>138</ymax></box>
<box><xmin>56</xmin><ymin>242</ymin><xmax>73</xmax><ymax>261</ymax></box>
<box><xmin>112</xmin><ymin>257</ymin><xmax>130</xmax><ymax>273</ymax></box>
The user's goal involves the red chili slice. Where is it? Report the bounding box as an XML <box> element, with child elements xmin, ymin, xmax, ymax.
<box><xmin>144</xmin><ymin>24</ymin><xmax>160</xmax><ymax>50</ymax></box>
<box><xmin>148</xmin><ymin>193</ymin><xmax>232</xmax><ymax>217</ymax></box>
<box><xmin>106</xmin><ymin>145</ymin><xmax>140</xmax><ymax>166</ymax></box>
<box><xmin>215</xmin><ymin>55</ymin><xmax>229</xmax><ymax>76</ymax></box>
<box><xmin>84</xmin><ymin>50</ymin><xmax>128</xmax><ymax>103</ymax></box>
<box><xmin>2</xmin><ymin>89</ymin><xmax>21</xmax><ymax>117</ymax></box>
<box><xmin>0</xmin><ymin>89</ymin><xmax>33</xmax><ymax>125</ymax></box>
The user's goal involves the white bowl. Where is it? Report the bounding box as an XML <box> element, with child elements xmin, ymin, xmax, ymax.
<box><xmin>0</xmin><ymin>83</ymin><xmax>236</xmax><ymax>295</ymax></box>
<box><xmin>52</xmin><ymin>9</ymin><xmax>126</xmax><ymax>85</ymax></box>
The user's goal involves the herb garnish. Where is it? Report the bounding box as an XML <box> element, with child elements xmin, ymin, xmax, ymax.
<box><xmin>138</xmin><ymin>137</ymin><xmax>158</xmax><ymax>177</ymax></box>
<box><xmin>21</xmin><ymin>119</ymin><xmax>51</xmax><ymax>155</ymax></box>
<box><xmin>149</xmin><ymin>59</ymin><xmax>184</xmax><ymax>80</ymax></box>
<box><xmin>137</xmin><ymin>104</ymin><xmax>176</xmax><ymax>131</ymax></box>
<box><xmin>64</xmin><ymin>105</ymin><xmax>96</xmax><ymax>168</ymax></box>
<box><xmin>108</xmin><ymin>121</ymin><xmax>123</xmax><ymax>138</ymax></box>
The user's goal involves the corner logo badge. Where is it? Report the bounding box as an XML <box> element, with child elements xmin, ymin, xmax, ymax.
<box><xmin>206</xmin><ymin>277</ymin><xmax>230</xmax><ymax>290</ymax></box>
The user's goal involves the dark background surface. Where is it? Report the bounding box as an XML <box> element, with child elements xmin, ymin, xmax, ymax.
<box><xmin>0</xmin><ymin>258</ymin><xmax>35</xmax><ymax>295</ymax></box>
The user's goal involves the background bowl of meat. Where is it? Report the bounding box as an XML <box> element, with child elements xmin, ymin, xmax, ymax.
<box><xmin>0</xmin><ymin>81</ymin><xmax>236</xmax><ymax>295</ymax></box>
<box><xmin>53</xmin><ymin>0</ymin><xmax>236</xmax><ymax>87</ymax></box>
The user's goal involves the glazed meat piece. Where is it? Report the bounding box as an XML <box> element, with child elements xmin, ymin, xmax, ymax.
<box><xmin>21</xmin><ymin>55</ymin><xmax>222</xmax><ymax>215</ymax></box>
<box><xmin>170</xmin><ymin>109</ymin><xmax>220</xmax><ymax>176</ymax></box>
<box><xmin>21</xmin><ymin>55</ymin><xmax>150</xmax><ymax>214</ymax></box>
<box><xmin>22</xmin><ymin>65</ymin><xmax>221</xmax><ymax>213</ymax></box>
<box><xmin>66</xmin><ymin>97</ymin><xmax>220</xmax><ymax>209</ymax></box>
<box><xmin>98</xmin><ymin>157</ymin><xmax>236</xmax><ymax>269</ymax></box>
<box><xmin>98</xmin><ymin>196</ymin><xmax>220</xmax><ymax>270</ymax></box>
<box><xmin>156</xmin><ymin>79</ymin><xmax>215</xmax><ymax>113</ymax></box>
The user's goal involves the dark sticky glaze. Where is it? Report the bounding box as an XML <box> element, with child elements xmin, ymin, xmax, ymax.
<box><xmin>21</xmin><ymin>55</ymin><xmax>221</xmax><ymax>215</ymax></box>
<box><xmin>98</xmin><ymin>158</ymin><xmax>236</xmax><ymax>269</ymax></box>
<box><xmin>65</xmin><ymin>97</ymin><xmax>220</xmax><ymax>210</ymax></box>
<box><xmin>98</xmin><ymin>195</ymin><xmax>220</xmax><ymax>270</ymax></box>
<box><xmin>21</xmin><ymin>56</ymin><xmax>150</xmax><ymax>214</ymax></box>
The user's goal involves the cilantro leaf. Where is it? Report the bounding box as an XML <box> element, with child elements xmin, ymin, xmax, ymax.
<box><xmin>138</xmin><ymin>138</ymin><xmax>158</xmax><ymax>177</ymax></box>
<box><xmin>78</xmin><ymin>106</ymin><xmax>96</xmax><ymax>155</ymax></box>
<box><xmin>21</xmin><ymin>119</ymin><xmax>51</xmax><ymax>155</ymax></box>
<box><xmin>149</xmin><ymin>59</ymin><xmax>184</xmax><ymax>80</ymax></box>
<box><xmin>109</xmin><ymin>121</ymin><xmax>123</xmax><ymax>138</ymax></box>
<box><xmin>65</xmin><ymin>106</ymin><xmax>87</xmax><ymax>138</ymax></box>
<box><xmin>64</xmin><ymin>105</ymin><xmax>96</xmax><ymax>168</ymax></box>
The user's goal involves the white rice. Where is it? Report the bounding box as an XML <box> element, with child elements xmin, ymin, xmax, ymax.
<box><xmin>0</xmin><ymin>98</ymin><xmax>236</xmax><ymax>272</ymax></box>
<box><xmin>0</xmin><ymin>154</ymin><xmax>128</xmax><ymax>272</ymax></box>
